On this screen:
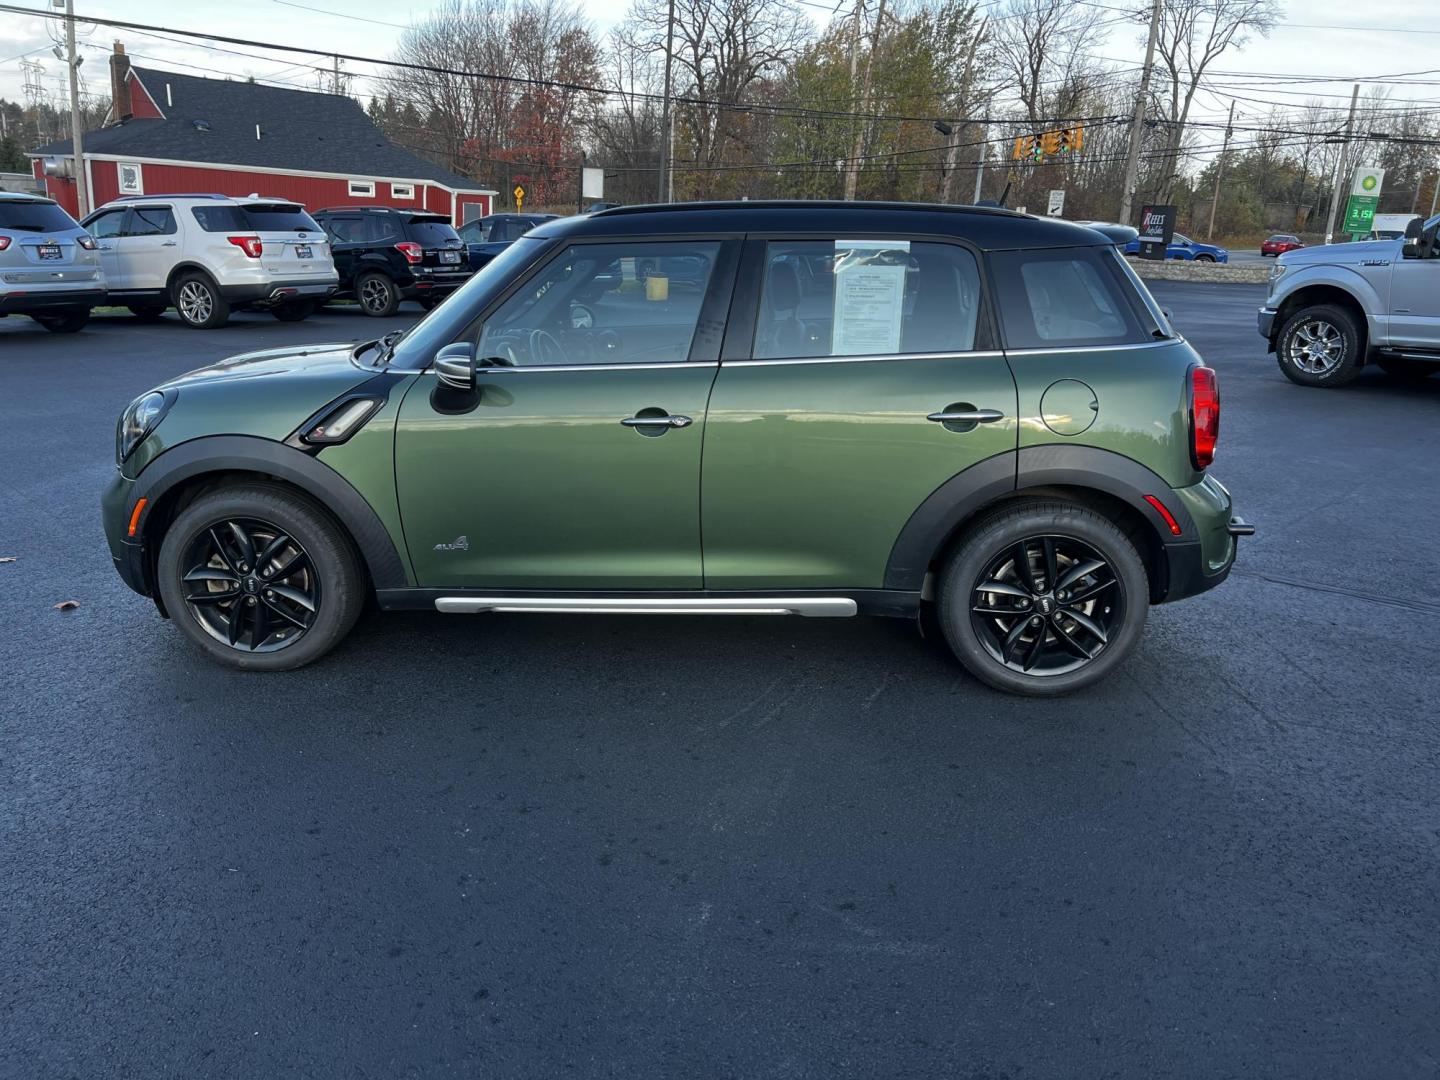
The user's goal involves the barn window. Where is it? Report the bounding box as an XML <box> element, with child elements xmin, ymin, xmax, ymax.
<box><xmin>391</xmin><ymin>183</ymin><xmax>414</xmax><ymax>200</ymax></box>
<box><xmin>348</xmin><ymin>179</ymin><xmax>376</xmax><ymax>197</ymax></box>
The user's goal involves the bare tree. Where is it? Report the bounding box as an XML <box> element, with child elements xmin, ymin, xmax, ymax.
<box><xmin>1152</xmin><ymin>0</ymin><xmax>1280</xmax><ymax>200</ymax></box>
<box><xmin>992</xmin><ymin>0</ymin><xmax>1105</xmax><ymax>125</ymax></box>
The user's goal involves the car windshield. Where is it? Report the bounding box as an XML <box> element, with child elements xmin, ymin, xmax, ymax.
<box><xmin>0</xmin><ymin>200</ymin><xmax>79</xmax><ymax>233</ymax></box>
<box><xmin>385</xmin><ymin>236</ymin><xmax>549</xmax><ymax>367</ymax></box>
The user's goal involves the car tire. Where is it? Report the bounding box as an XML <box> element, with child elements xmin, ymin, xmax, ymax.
<box><xmin>356</xmin><ymin>272</ymin><xmax>400</xmax><ymax>317</ymax></box>
<box><xmin>936</xmin><ymin>499</ymin><xmax>1149</xmax><ymax>696</ymax></box>
<box><xmin>1194</xmin><ymin>254</ymin><xmax>1215</xmax><ymax>263</ymax></box>
<box><xmin>272</xmin><ymin>300</ymin><xmax>317</xmax><ymax>322</ymax></box>
<box><xmin>1376</xmin><ymin>355</ymin><xmax>1438</xmax><ymax>381</ymax></box>
<box><xmin>156</xmin><ymin>483</ymin><xmax>365</xmax><ymax>672</ymax></box>
<box><xmin>31</xmin><ymin>308</ymin><xmax>90</xmax><ymax>333</ymax></box>
<box><xmin>127</xmin><ymin>303</ymin><xmax>168</xmax><ymax>322</ymax></box>
<box><xmin>1275</xmin><ymin>303</ymin><xmax>1364</xmax><ymax>387</ymax></box>
<box><xmin>172</xmin><ymin>272</ymin><xmax>230</xmax><ymax>329</ymax></box>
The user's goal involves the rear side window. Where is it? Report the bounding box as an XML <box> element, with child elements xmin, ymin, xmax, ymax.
<box><xmin>242</xmin><ymin>204</ymin><xmax>321</xmax><ymax>233</ymax></box>
<box><xmin>0</xmin><ymin>200</ymin><xmax>79</xmax><ymax>232</ymax></box>
<box><xmin>407</xmin><ymin>218</ymin><xmax>461</xmax><ymax>246</ymax></box>
<box><xmin>125</xmin><ymin>207</ymin><xmax>177</xmax><ymax>237</ymax></box>
<box><xmin>753</xmin><ymin>239</ymin><xmax>984</xmax><ymax>360</ymax></box>
<box><xmin>990</xmin><ymin>247</ymin><xmax>1150</xmax><ymax>349</ymax></box>
<box><xmin>192</xmin><ymin>205</ymin><xmax>245</xmax><ymax>231</ymax></box>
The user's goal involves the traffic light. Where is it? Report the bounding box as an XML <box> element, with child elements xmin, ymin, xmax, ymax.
<box><xmin>1012</xmin><ymin>135</ymin><xmax>1035</xmax><ymax>161</ymax></box>
<box><xmin>1040</xmin><ymin>129</ymin><xmax>1061</xmax><ymax>156</ymax></box>
<box><xmin>1059</xmin><ymin>124</ymin><xmax>1084</xmax><ymax>152</ymax></box>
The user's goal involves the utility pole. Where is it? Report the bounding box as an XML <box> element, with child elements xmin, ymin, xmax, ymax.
<box><xmin>1430</xmin><ymin>168</ymin><xmax>1439</xmax><ymax>217</ymax></box>
<box><xmin>1323</xmin><ymin>83</ymin><xmax>1360</xmax><ymax>244</ymax></box>
<box><xmin>972</xmin><ymin>131</ymin><xmax>987</xmax><ymax>203</ymax></box>
<box><xmin>844</xmin><ymin>0</ymin><xmax>885</xmax><ymax>201</ymax></box>
<box><xmin>332</xmin><ymin>55</ymin><xmax>341</xmax><ymax>94</ymax></box>
<box><xmin>1206</xmin><ymin>100</ymin><xmax>1235</xmax><ymax>240</ymax></box>
<box><xmin>63</xmin><ymin>0</ymin><xmax>90</xmax><ymax>218</ymax></box>
<box><xmin>1118</xmin><ymin>0</ymin><xmax>1161</xmax><ymax>226</ymax></box>
<box><xmin>656</xmin><ymin>0</ymin><xmax>675</xmax><ymax>203</ymax></box>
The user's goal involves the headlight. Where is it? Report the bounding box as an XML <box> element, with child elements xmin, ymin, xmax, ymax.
<box><xmin>116</xmin><ymin>390</ymin><xmax>172</xmax><ymax>464</ymax></box>
<box><xmin>1268</xmin><ymin>262</ymin><xmax>1288</xmax><ymax>285</ymax></box>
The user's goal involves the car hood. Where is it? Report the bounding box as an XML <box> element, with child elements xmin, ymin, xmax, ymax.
<box><xmin>1278</xmin><ymin>238</ymin><xmax>1402</xmax><ymax>266</ymax></box>
<box><xmin>162</xmin><ymin>341</ymin><xmax>367</xmax><ymax>390</ymax></box>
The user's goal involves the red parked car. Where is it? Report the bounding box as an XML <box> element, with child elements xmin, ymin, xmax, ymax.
<box><xmin>1261</xmin><ymin>234</ymin><xmax>1304</xmax><ymax>256</ymax></box>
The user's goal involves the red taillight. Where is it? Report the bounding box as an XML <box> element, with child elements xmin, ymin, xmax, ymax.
<box><xmin>1190</xmin><ymin>365</ymin><xmax>1219</xmax><ymax>470</ymax></box>
<box><xmin>0</xmin><ymin>236</ymin><xmax>10</xmax><ymax>251</ymax></box>
<box><xmin>395</xmin><ymin>241</ymin><xmax>423</xmax><ymax>265</ymax></box>
<box><xmin>227</xmin><ymin>235</ymin><xmax>263</xmax><ymax>258</ymax></box>
<box><xmin>76</xmin><ymin>234</ymin><xmax>97</xmax><ymax>250</ymax></box>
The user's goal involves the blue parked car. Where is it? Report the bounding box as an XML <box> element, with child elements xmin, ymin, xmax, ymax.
<box><xmin>1123</xmin><ymin>231</ymin><xmax>1229</xmax><ymax>263</ymax></box>
<box><xmin>457</xmin><ymin>213</ymin><xmax>559</xmax><ymax>270</ymax></box>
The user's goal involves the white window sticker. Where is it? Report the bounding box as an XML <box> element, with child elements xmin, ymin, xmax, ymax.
<box><xmin>117</xmin><ymin>162</ymin><xmax>143</xmax><ymax>195</ymax></box>
<box><xmin>831</xmin><ymin>239</ymin><xmax>909</xmax><ymax>355</ymax></box>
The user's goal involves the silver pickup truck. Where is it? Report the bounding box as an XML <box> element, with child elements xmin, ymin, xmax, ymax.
<box><xmin>1258</xmin><ymin>214</ymin><xmax>1440</xmax><ymax>387</ymax></box>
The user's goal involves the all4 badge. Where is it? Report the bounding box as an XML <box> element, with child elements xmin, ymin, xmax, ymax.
<box><xmin>434</xmin><ymin>535</ymin><xmax>470</xmax><ymax>552</ymax></box>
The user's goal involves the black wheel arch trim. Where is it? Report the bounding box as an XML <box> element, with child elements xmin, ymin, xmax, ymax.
<box><xmin>130</xmin><ymin>434</ymin><xmax>409</xmax><ymax>593</ymax></box>
<box><xmin>883</xmin><ymin>445</ymin><xmax>1199</xmax><ymax>592</ymax></box>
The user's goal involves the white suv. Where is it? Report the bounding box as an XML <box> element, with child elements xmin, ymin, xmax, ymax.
<box><xmin>82</xmin><ymin>194</ymin><xmax>339</xmax><ymax>329</ymax></box>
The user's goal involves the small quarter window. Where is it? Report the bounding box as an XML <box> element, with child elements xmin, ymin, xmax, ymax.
<box><xmin>348</xmin><ymin>179</ymin><xmax>376</xmax><ymax>197</ymax></box>
<box><xmin>753</xmin><ymin>240</ymin><xmax>983</xmax><ymax>360</ymax></box>
<box><xmin>391</xmin><ymin>183</ymin><xmax>415</xmax><ymax>200</ymax></box>
<box><xmin>990</xmin><ymin>247</ymin><xmax>1150</xmax><ymax>349</ymax></box>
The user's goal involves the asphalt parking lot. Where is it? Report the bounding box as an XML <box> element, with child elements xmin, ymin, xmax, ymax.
<box><xmin>3</xmin><ymin>288</ymin><xmax>1439</xmax><ymax>1078</ymax></box>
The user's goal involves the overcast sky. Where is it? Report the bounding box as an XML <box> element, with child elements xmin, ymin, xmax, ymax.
<box><xmin>3</xmin><ymin>0</ymin><xmax>1437</xmax><ymax>149</ymax></box>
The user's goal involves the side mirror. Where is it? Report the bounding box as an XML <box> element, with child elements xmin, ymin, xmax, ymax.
<box><xmin>434</xmin><ymin>341</ymin><xmax>475</xmax><ymax>391</ymax></box>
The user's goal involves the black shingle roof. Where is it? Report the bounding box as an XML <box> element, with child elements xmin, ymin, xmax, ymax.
<box><xmin>31</xmin><ymin>67</ymin><xmax>489</xmax><ymax>192</ymax></box>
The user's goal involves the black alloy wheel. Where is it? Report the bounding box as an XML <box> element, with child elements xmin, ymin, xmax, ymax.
<box><xmin>969</xmin><ymin>535</ymin><xmax>1123</xmax><ymax>677</ymax></box>
<box><xmin>180</xmin><ymin>517</ymin><xmax>318</xmax><ymax>653</ymax></box>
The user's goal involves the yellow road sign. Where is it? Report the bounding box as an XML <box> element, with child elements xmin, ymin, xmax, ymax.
<box><xmin>513</xmin><ymin>184</ymin><xmax>526</xmax><ymax>210</ymax></box>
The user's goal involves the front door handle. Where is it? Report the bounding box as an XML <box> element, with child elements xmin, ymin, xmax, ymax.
<box><xmin>926</xmin><ymin>408</ymin><xmax>1005</xmax><ymax>424</ymax></box>
<box><xmin>161</xmin><ymin>241</ymin><xmax>178</xmax><ymax>247</ymax></box>
<box><xmin>621</xmin><ymin>413</ymin><xmax>693</xmax><ymax>429</ymax></box>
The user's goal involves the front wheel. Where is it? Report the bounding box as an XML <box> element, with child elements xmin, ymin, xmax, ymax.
<box><xmin>1275</xmin><ymin>304</ymin><xmax>1363</xmax><ymax>387</ymax></box>
<box><xmin>32</xmin><ymin>308</ymin><xmax>90</xmax><ymax>333</ymax></box>
<box><xmin>937</xmin><ymin>500</ymin><xmax>1149</xmax><ymax>696</ymax></box>
<box><xmin>155</xmin><ymin>484</ymin><xmax>365</xmax><ymax>671</ymax></box>
<box><xmin>1194</xmin><ymin>254</ymin><xmax>1215</xmax><ymax>263</ymax></box>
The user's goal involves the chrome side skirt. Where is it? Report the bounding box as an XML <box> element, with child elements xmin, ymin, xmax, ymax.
<box><xmin>433</xmin><ymin>596</ymin><xmax>858</xmax><ymax>617</ymax></box>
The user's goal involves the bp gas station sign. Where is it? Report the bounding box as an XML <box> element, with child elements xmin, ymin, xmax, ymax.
<box><xmin>1342</xmin><ymin>166</ymin><xmax>1384</xmax><ymax>239</ymax></box>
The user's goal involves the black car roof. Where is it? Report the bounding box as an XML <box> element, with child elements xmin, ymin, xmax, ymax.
<box><xmin>528</xmin><ymin>200</ymin><xmax>1114</xmax><ymax>250</ymax></box>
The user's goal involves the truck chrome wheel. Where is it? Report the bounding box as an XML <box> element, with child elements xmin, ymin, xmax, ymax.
<box><xmin>181</xmin><ymin>517</ymin><xmax>318</xmax><ymax>652</ymax></box>
<box><xmin>1286</xmin><ymin>318</ymin><xmax>1343</xmax><ymax>374</ymax></box>
<box><xmin>969</xmin><ymin>534</ymin><xmax>1124</xmax><ymax>677</ymax></box>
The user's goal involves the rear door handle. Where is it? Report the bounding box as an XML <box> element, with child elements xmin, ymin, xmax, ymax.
<box><xmin>161</xmin><ymin>241</ymin><xmax>177</xmax><ymax>247</ymax></box>
<box><xmin>926</xmin><ymin>409</ymin><xmax>1005</xmax><ymax>424</ymax></box>
<box><xmin>621</xmin><ymin>414</ymin><xmax>693</xmax><ymax>429</ymax></box>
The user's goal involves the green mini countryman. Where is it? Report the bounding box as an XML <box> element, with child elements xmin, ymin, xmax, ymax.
<box><xmin>103</xmin><ymin>202</ymin><xmax>1251</xmax><ymax>695</ymax></box>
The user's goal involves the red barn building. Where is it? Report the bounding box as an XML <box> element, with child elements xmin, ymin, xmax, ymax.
<box><xmin>29</xmin><ymin>45</ymin><xmax>495</xmax><ymax>224</ymax></box>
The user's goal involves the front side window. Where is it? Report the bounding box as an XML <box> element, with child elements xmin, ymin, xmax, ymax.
<box><xmin>477</xmin><ymin>241</ymin><xmax>721</xmax><ymax>367</ymax></box>
<box><xmin>124</xmin><ymin>207</ymin><xmax>177</xmax><ymax>237</ymax></box>
<box><xmin>990</xmin><ymin>247</ymin><xmax>1150</xmax><ymax>349</ymax></box>
<box><xmin>86</xmin><ymin>209</ymin><xmax>126</xmax><ymax>239</ymax></box>
<box><xmin>752</xmin><ymin>240</ymin><xmax>983</xmax><ymax>360</ymax></box>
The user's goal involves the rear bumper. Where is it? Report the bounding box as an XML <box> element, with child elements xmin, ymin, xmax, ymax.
<box><xmin>221</xmin><ymin>278</ymin><xmax>338</xmax><ymax>306</ymax></box>
<box><xmin>0</xmin><ymin>287</ymin><xmax>106</xmax><ymax>313</ymax></box>
<box><xmin>1158</xmin><ymin>475</ymin><xmax>1250</xmax><ymax>603</ymax></box>
<box><xmin>399</xmin><ymin>266</ymin><xmax>472</xmax><ymax>297</ymax></box>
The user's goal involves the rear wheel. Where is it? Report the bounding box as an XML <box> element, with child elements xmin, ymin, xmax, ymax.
<box><xmin>31</xmin><ymin>308</ymin><xmax>89</xmax><ymax>333</ymax></box>
<box><xmin>173</xmin><ymin>272</ymin><xmax>230</xmax><ymax>329</ymax></box>
<box><xmin>156</xmin><ymin>484</ymin><xmax>364</xmax><ymax>671</ymax></box>
<box><xmin>356</xmin><ymin>272</ymin><xmax>399</xmax><ymax>317</ymax></box>
<box><xmin>1376</xmin><ymin>355</ymin><xmax>1438</xmax><ymax>381</ymax></box>
<box><xmin>127</xmin><ymin>303</ymin><xmax>168</xmax><ymax>322</ymax></box>
<box><xmin>272</xmin><ymin>299</ymin><xmax>317</xmax><ymax>322</ymax></box>
<box><xmin>1276</xmin><ymin>303</ymin><xmax>1363</xmax><ymax>387</ymax></box>
<box><xmin>937</xmin><ymin>500</ymin><xmax>1149</xmax><ymax>696</ymax></box>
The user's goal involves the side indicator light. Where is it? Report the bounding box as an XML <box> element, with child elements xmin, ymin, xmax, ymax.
<box><xmin>127</xmin><ymin>497</ymin><xmax>149</xmax><ymax>538</ymax></box>
<box><xmin>1143</xmin><ymin>495</ymin><xmax>1182</xmax><ymax>536</ymax></box>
